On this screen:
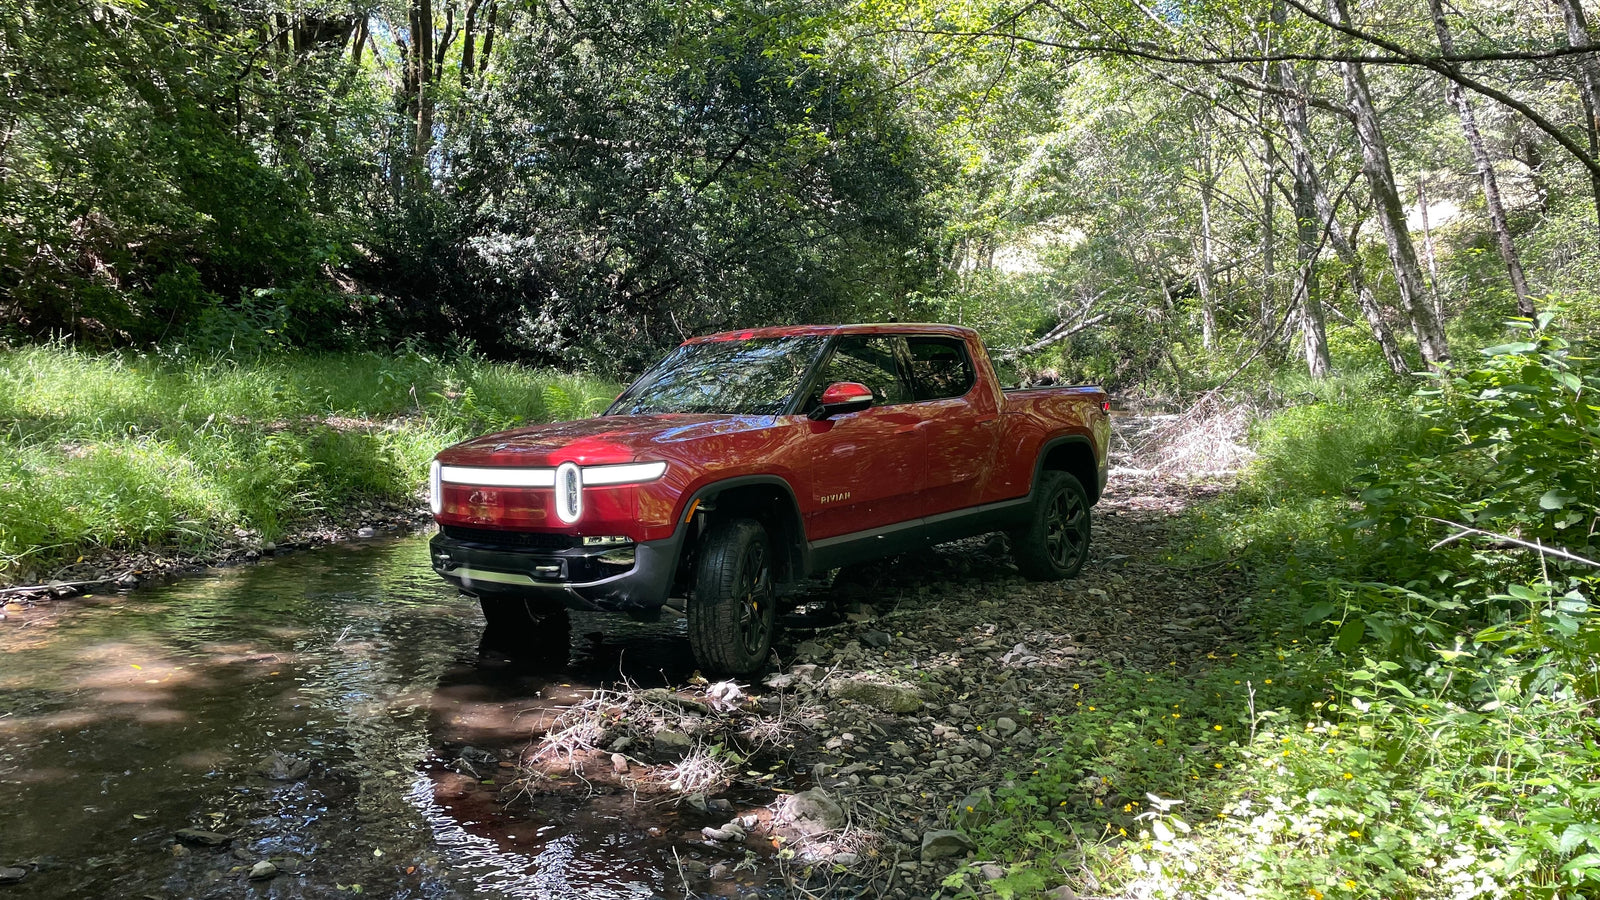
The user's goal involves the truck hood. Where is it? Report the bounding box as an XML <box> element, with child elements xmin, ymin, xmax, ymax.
<box><xmin>437</xmin><ymin>414</ymin><xmax>787</xmax><ymax>467</ymax></box>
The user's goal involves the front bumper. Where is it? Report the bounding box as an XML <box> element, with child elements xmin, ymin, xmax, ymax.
<box><xmin>428</xmin><ymin>529</ymin><xmax>681</xmax><ymax>613</ymax></box>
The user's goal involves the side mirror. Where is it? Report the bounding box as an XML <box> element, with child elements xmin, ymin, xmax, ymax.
<box><xmin>808</xmin><ymin>381</ymin><xmax>875</xmax><ymax>420</ymax></box>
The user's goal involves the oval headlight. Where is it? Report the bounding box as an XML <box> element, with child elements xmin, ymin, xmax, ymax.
<box><xmin>554</xmin><ymin>461</ymin><xmax>582</xmax><ymax>524</ymax></box>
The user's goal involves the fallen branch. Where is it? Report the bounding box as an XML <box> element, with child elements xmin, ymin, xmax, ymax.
<box><xmin>0</xmin><ymin>572</ymin><xmax>131</xmax><ymax>597</ymax></box>
<box><xmin>1424</xmin><ymin>517</ymin><xmax>1600</xmax><ymax>568</ymax></box>
<box><xmin>996</xmin><ymin>290</ymin><xmax>1112</xmax><ymax>361</ymax></box>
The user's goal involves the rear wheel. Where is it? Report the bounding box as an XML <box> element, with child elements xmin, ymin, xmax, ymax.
<box><xmin>688</xmin><ymin>518</ymin><xmax>776</xmax><ymax>675</ymax></box>
<box><xmin>477</xmin><ymin>595</ymin><xmax>571</xmax><ymax>664</ymax></box>
<box><xmin>1010</xmin><ymin>470</ymin><xmax>1091</xmax><ymax>580</ymax></box>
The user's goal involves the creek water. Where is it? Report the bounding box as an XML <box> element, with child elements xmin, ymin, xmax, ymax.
<box><xmin>0</xmin><ymin>536</ymin><xmax>776</xmax><ymax>899</ymax></box>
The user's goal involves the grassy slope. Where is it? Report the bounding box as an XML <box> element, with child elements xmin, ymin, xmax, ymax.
<box><xmin>0</xmin><ymin>346</ymin><xmax>618</xmax><ymax>582</ymax></box>
<box><xmin>959</xmin><ymin>353</ymin><xmax>1600</xmax><ymax>899</ymax></box>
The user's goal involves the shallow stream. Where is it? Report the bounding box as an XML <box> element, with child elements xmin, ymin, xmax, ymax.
<box><xmin>0</xmin><ymin>536</ymin><xmax>775</xmax><ymax>899</ymax></box>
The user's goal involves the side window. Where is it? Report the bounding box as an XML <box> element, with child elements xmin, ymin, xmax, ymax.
<box><xmin>906</xmin><ymin>336</ymin><xmax>976</xmax><ymax>401</ymax></box>
<box><xmin>810</xmin><ymin>336</ymin><xmax>911</xmax><ymax>409</ymax></box>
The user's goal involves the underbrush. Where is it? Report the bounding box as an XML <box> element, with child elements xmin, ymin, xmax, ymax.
<box><xmin>956</xmin><ymin>319</ymin><xmax>1600</xmax><ymax>899</ymax></box>
<box><xmin>0</xmin><ymin>344</ymin><xmax>616</xmax><ymax>580</ymax></box>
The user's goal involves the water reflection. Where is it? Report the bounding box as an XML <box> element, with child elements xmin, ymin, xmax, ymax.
<box><xmin>0</xmin><ymin>535</ymin><xmax>764</xmax><ymax>899</ymax></box>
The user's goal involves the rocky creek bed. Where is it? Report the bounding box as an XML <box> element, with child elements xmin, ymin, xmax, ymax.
<box><xmin>490</xmin><ymin>470</ymin><xmax>1247</xmax><ymax>899</ymax></box>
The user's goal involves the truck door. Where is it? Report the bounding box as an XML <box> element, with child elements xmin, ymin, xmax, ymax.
<box><xmin>906</xmin><ymin>334</ymin><xmax>1000</xmax><ymax>516</ymax></box>
<box><xmin>801</xmin><ymin>335</ymin><xmax>927</xmax><ymax>542</ymax></box>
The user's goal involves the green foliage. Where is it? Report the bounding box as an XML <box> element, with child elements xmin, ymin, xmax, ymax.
<box><xmin>0</xmin><ymin>345</ymin><xmax>615</xmax><ymax>578</ymax></box>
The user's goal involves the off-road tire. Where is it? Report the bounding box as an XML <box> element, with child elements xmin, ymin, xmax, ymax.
<box><xmin>688</xmin><ymin>518</ymin><xmax>776</xmax><ymax>675</ymax></box>
<box><xmin>1010</xmin><ymin>470</ymin><xmax>1091</xmax><ymax>581</ymax></box>
<box><xmin>477</xmin><ymin>595</ymin><xmax>571</xmax><ymax>663</ymax></box>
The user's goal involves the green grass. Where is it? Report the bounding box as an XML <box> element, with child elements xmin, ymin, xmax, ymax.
<box><xmin>0</xmin><ymin>344</ymin><xmax>617</xmax><ymax>580</ymax></box>
<box><xmin>950</xmin><ymin>330</ymin><xmax>1600</xmax><ymax>899</ymax></box>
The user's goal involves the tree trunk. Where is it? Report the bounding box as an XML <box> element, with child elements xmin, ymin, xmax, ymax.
<box><xmin>1328</xmin><ymin>0</ymin><xmax>1448</xmax><ymax>363</ymax></box>
<box><xmin>1552</xmin><ymin>0</ymin><xmax>1600</xmax><ymax>227</ymax></box>
<box><xmin>460</xmin><ymin>0</ymin><xmax>483</xmax><ymax>85</ymax></box>
<box><xmin>1293</xmin><ymin>161</ymin><xmax>1332</xmax><ymax>380</ymax></box>
<box><xmin>1415</xmin><ymin>177</ymin><xmax>1446</xmax><ymax>326</ymax></box>
<box><xmin>351</xmin><ymin>16</ymin><xmax>368</xmax><ymax>68</ymax></box>
<box><xmin>1317</xmin><ymin>196</ymin><xmax>1411</xmax><ymax>376</ymax></box>
<box><xmin>478</xmin><ymin>0</ymin><xmax>499</xmax><ymax>77</ymax></box>
<box><xmin>1261</xmin><ymin>131</ymin><xmax>1278</xmax><ymax>334</ymax></box>
<box><xmin>1194</xmin><ymin>110</ymin><xmax>1219</xmax><ymax>350</ymax></box>
<box><xmin>1273</xmin><ymin>8</ymin><xmax>1408</xmax><ymax>375</ymax></box>
<box><xmin>411</xmin><ymin>0</ymin><xmax>435</xmax><ymax>175</ymax></box>
<box><xmin>1427</xmin><ymin>0</ymin><xmax>1533</xmax><ymax>318</ymax></box>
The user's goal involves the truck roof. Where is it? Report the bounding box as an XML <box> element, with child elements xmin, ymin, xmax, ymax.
<box><xmin>684</xmin><ymin>323</ymin><xmax>979</xmax><ymax>344</ymax></box>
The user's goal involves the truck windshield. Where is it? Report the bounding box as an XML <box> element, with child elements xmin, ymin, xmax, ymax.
<box><xmin>607</xmin><ymin>336</ymin><xmax>827</xmax><ymax>416</ymax></box>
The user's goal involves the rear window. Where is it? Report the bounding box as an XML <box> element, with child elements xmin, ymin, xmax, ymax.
<box><xmin>906</xmin><ymin>336</ymin><xmax>975</xmax><ymax>401</ymax></box>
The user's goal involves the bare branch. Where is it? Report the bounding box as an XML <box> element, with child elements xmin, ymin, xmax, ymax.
<box><xmin>1424</xmin><ymin>517</ymin><xmax>1600</xmax><ymax>568</ymax></box>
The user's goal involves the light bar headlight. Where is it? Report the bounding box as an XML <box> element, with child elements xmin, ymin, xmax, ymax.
<box><xmin>581</xmin><ymin>461</ymin><xmax>669</xmax><ymax>486</ymax></box>
<box><xmin>429</xmin><ymin>460</ymin><xmax>443</xmax><ymax>515</ymax></box>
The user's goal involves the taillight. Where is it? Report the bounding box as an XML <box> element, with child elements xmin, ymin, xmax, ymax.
<box><xmin>1101</xmin><ymin>400</ymin><xmax>1111</xmax><ymax>413</ymax></box>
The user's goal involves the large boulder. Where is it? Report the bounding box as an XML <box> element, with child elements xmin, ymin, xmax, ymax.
<box><xmin>780</xmin><ymin>788</ymin><xmax>847</xmax><ymax>836</ymax></box>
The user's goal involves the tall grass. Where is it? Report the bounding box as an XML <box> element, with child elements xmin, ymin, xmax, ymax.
<box><xmin>0</xmin><ymin>345</ymin><xmax>617</xmax><ymax>580</ymax></box>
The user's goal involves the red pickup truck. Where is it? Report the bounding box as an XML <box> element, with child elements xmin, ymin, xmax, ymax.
<box><xmin>428</xmin><ymin>324</ymin><xmax>1109</xmax><ymax>673</ymax></box>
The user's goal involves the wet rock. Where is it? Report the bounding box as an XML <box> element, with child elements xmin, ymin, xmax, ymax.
<box><xmin>607</xmin><ymin>736</ymin><xmax>634</xmax><ymax>753</ymax></box>
<box><xmin>828</xmin><ymin>677</ymin><xmax>923</xmax><ymax>714</ymax></box>
<box><xmin>993</xmin><ymin>717</ymin><xmax>1018</xmax><ymax>738</ymax></box>
<box><xmin>708</xmin><ymin>863</ymin><xmax>733</xmax><ymax>879</ymax></box>
<box><xmin>116</xmin><ymin>574</ymin><xmax>140</xmax><ymax>589</ymax></box>
<box><xmin>174</xmin><ymin>828</ymin><xmax>233</xmax><ymax>848</ymax></box>
<box><xmin>920</xmin><ymin>829</ymin><xmax>975</xmax><ymax>861</ymax></box>
<box><xmin>257</xmin><ymin>751</ymin><xmax>311</xmax><ymax>781</ymax></box>
<box><xmin>861</xmin><ymin>630</ymin><xmax>892</xmax><ymax>648</ymax></box>
<box><xmin>356</xmin><ymin>527</ymin><xmax>377</xmax><ymax>538</ymax></box>
<box><xmin>781</xmin><ymin>788</ymin><xmax>846</xmax><ymax>836</ymax></box>
<box><xmin>247</xmin><ymin>860</ymin><xmax>278</xmax><ymax>881</ymax></box>
<box><xmin>0</xmin><ymin>867</ymin><xmax>25</xmax><ymax>885</ymax></box>
<box><xmin>653</xmin><ymin>730</ymin><xmax>693</xmax><ymax>757</ymax></box>
<box><xmin>793</xmin><ymin>640</ymin><xmax>824</xmax><ymax>660</ymax></box>
<box><xmin>47</xmin><ymin>580</ymin><xmax>77</xmax><ymax>598</ymax></box>
<box><xmin>702</xmin><ymin>823</ymin><xmax>745</xmax><ymax>842</ymax></box>
<box><xmin>458</xmin><ymin>746</ymin><xmax>496</xmax><ymax>766</ymax></box>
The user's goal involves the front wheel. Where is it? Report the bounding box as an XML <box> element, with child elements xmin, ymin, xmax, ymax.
<box><xmin>688</xmin><ymin>518</ymin><xmax>777</xmax><ymax>675</ymax></box>
<box><xmin>1010</xmin><ymin>471</ymin><xmax>1091</xmax><ymax>581</ymax></box>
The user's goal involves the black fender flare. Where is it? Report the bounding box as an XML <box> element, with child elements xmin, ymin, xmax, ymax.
<box><xmin>1029</xmin><ymin>433</ymin><xmax>1103</xmax><ymax>505</ymax></box>
<box><xmin>671</xmin><ymin>474</ymin><xmax>811</xmax><ymax>584</ymax></box>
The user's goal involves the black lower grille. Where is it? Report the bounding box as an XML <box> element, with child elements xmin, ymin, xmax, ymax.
<box><xmin>440</xmin><ymin>525</ymin><xmax>578</xmax><ymax>550</ymax></box>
